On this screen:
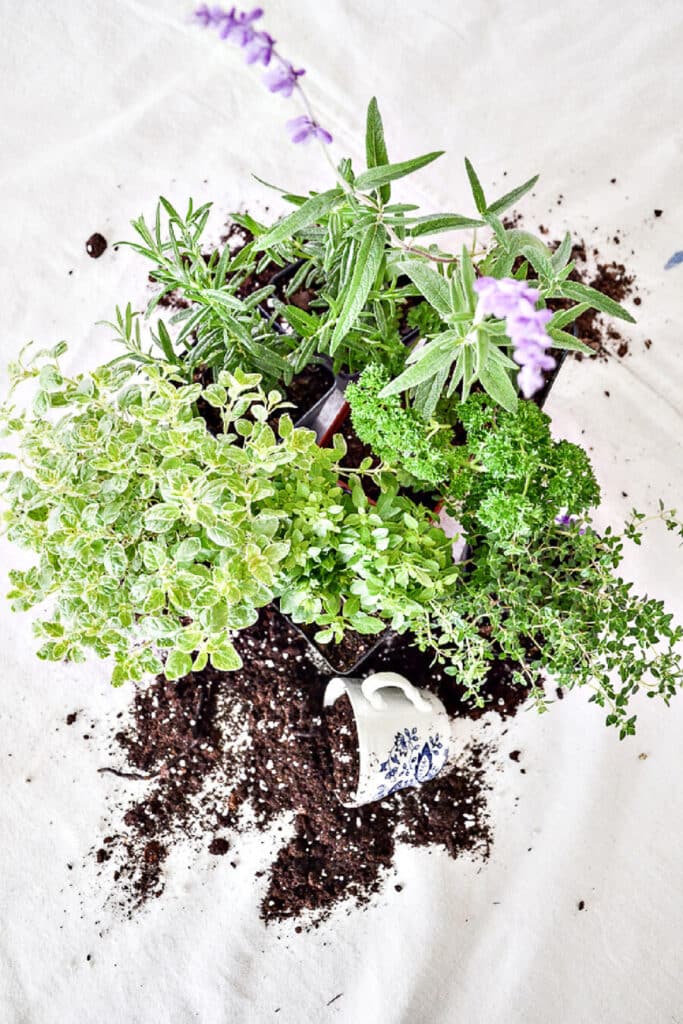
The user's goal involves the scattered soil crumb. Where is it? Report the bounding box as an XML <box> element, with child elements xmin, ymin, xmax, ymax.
<box><xmin>85</xmin><ymin>233</ymin><xmax>107</xmax><ymax>259</ymax></box>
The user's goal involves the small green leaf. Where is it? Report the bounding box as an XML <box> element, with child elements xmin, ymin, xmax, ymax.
<box><xmin>39</xmin><ymin>365</ymin><xmax>63</xmax><ymax>393</ymax></box>
<box><xmin>143</xmin><ymin>503</ymin><xmax>180</xmax><ymax>533</ymax></box>
<box><xmin>211</xmin><ymin>641</ymin><xmax>243</xmax><ymax>672</ymax></box>
<box><xmin>478</xmin><ymin>359</ymin><xmax>519</xmax><ymax>413</ymax></box>
<box><xmin>165</xmin><ymin>650</ymin><xmax>193</xmax><ymax>680</ymax></box>
<box><xmin>394</xmin><ymin>260</ymin><xmax>451</xmax><ymax>317</ymax></box>
<box><xmin>142</xmin><ymin>541</ymin><xmax>167</xmax><ymax>571</ymax></box>
<box><xmin>196</xmin><ymin>504</ymin><xmax>217</xmax><ymax>528</ymax></box>
<box><xmin>330</xmin><ymin>223</ymin><xmax>385</xmax><ymax>353</ymax></box>
<box><xmin>33</xmin><ymin>391</ymin><xmax>49</xmax><ymax>416</ymax></box>
<box><xmin>365</xmin><ymin>96</ymin><xmax>391</xmax><ymax>204</ymax></box>
<box><xmin>256</xmin><ymin>188</ymin><xmax>342</xmax><ymax>249</ymax></box>
<box><xmin>206</xmin><ymin>523</ymin><xmax>233</xmax><ymax>546</ymax></box>
<box><xmin>487</xmin><ymin>173</ymin><xmax>539</xmax><ymax>215</ymax></box>
<box><xmin>354</xmin><ymin>151</ymin><xmax>444</xmax><ymax>191</ymax></box>
<box><xmin>104</xmin><ymin>543</ymin><xmax>127</xmax><ymax>577</ymax></box>
<box><xmin>464</xmin><ymin>158</ymin><xmax>487</xmax><ymax>214</ymax></box>
<box><xmin>351</xmin><ymin>613</ymin><xmax>385</xmax><ymax>634</ymax></box>
<box><xmin>174</xmin><ymin>537</ymin><xmax>202</xmax><ymax>564</ymax></box>
<box><xmin>406</xmin><ymin>213</ymin><xmax>485</xmax><ymax>236</ymax></box>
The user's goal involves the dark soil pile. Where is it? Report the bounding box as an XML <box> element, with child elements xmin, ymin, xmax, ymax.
<box><xmin>325</xmin><ymin>693</ymin><xmax>360</xmax><ymax>804</ymax></box>
<box><xmin>96</xmin><ymin>606</ymin><xmax>517</xmax><ymax>926</ymax></box>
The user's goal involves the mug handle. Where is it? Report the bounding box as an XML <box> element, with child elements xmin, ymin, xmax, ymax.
<box><xmin>361</xmin><ymin>671</ymin><xmax>433</xmax><ymax>713</ymax></box>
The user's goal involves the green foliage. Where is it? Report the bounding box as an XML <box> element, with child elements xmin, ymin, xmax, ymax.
<box><xmin>435</xmin><ymin>395</ymin><xmax>682</xmax><ymax>736</ymax></box>
<box><xmin>119</xmin><ymin>198</ymin><xmax>298</xmax><ymax>386</ymax></box>
<box><xmin>406</xmin><ymin>301</ymin><xmax>445</xmax><ymax>337</ymax></box>
<box><xmin>0</xmin><ymin>349</ymin><xmax>462</xmax><ymax>687</ymax></box>
<box><xmin>452</xmin><ymin>394</ymin><xmax>601</xmax><ymax>537</ymax></box>
<box><xmin>346</xmin><ymin>365</ymin><xmax>463</xmax><ymax>488</ymax></box>
<box><xmin>0</xmin><ymin>96</ymin><xmax>679</xmax><ymax>738</ymax></box>
<box><xmin>342</xmin><ymin>386</ymin><xmax>683</xmax><ymax>735</ymax></box>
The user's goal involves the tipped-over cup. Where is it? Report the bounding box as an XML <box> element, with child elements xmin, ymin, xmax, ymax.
<box><xmin>323</xmin><ymin>671</ymin><xmax>451</xmax><ymax>807</ymax></box>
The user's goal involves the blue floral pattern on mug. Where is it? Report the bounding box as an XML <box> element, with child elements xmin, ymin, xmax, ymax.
<box><xmin>373</xmin><ymin>727</ymin><xmax>449</xmax><ymax>800</ymax></box>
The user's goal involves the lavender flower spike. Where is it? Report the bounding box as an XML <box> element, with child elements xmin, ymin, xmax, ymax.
<box><xmin>473</xmin><ymin>276</ymin><xmax>556</xmax><ymax>399</ymax></box>
<box><xmin>474</xmin><ymin>276</ymin><xmax>540</xmax><ymax>319</ymax></box>
<box><xmin>220</xmin><ymin>7</ymin><xmax>264</xmax><ymax>45</ymax></box>
<box><xmin>264</xmin><ymin>61</ymin><xmax>306</xmax><ymax>97</ymax></box>
<box><xmin>244</xmin><ymin>29</ymin><xmax>275</xmax><ymax>65</ymax></box>
<box><xmin>193</xmin><ymin>4</ymin><xmax>215</xmax><ymax>26</ymax></box>
<box><xmin>287</xmin><ymin>115</ymin><xmax>333</xmax><ymax>145</ymax></box>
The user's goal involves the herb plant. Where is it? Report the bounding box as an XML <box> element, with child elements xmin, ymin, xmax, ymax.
<box><xmin>0</xmin><ymin>5</ymin><xmax>680</xmax><ymax>739</ymax></box>
<box><xmin>0</xmin><ymin>348</ymin><xmax>462</xmax><ymax>687</ymax></box>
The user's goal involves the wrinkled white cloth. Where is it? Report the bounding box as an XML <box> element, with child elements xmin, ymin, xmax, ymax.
<box><xmin>1</xmin><ymin>2</ymin><xmax>683</xmax><ymax>1022</ymax></box>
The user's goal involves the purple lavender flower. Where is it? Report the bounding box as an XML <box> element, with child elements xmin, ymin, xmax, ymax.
<box><xmin>286</xmin><ymin>115</ymin><xmax>333</xmax><ymax>145</ymax></box>
<box><xmin>555</xmin><ymin>513</ymin><xmax>588</xmax><ymax>535</ymax></box>
<box><xmin>193</xmin><ymin>4</ymin><xmax>215</xmax><ymax>26</ymax></box>
<box><xmin>194</xmin><ymin>6</ymin><xmax>327</xmax><ymax>146</ymax></box>
<box><xmin>220</xmin><ymin>7</ymin><xmax>263</xmax><ymax>44</ymax></box>
<box><xmin>474</xmin><ymin>277</ymin><xmax>540</xmax><ymax>319</ymax></box>
<box><xmin>264</xmin><ymin>61</ymin><xmax>306</xmax><ymax>97</ymax></box>
<box><xmin>244</xmin><ymin>29</ymin><xmax>275</xmax><ymax>65</ymax></box>
<box><xmin>473</xmin><ymin>276</ymin><xmax>556</xmax><ymax>399</ymax></box>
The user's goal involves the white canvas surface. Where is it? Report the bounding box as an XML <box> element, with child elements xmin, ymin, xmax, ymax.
<box><xmin>1</xmin><ymin>2</ymin><xmax>682</xmax><ymax>1021</ymax></box>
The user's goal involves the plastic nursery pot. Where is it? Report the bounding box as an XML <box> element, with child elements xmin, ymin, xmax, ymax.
<box><xmin>284</xmin><ymin>615</ymin><xmax>393</xmax><ymax>677</ymax></box>
<box><xmin>323</xmin><ymin>671</ymin><xmax>451</xmax><ymax>807</ymax></box>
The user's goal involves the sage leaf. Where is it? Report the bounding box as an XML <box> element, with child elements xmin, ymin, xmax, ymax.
<box><xmin>330</xmin><ymin>223</ymin><xmax>385</xmax><ymax>353</ymax></box>
<box><xmin>464</xmin><ymin>157</ymin><xmax>487</xmax><ymax>214</ymax></box>
<box><xmin>379</xmin><ymin>336</ymin><xmax>456</xmax><ymax>396</ymax></box>
<box><xmin>365</xmin><ymin>96</ymin><xmax>391</xmax><ymax>204</ymax></box>
<box><xmin>354</xmin><ymin>151</ymin><xmax>444</xmax><ymax>191</ymax></box>
<box><xmin>256</xmin><ymin>188</ymin><xmax>343</xmax><ymax>249</ymax></box>
<box><xmin>487</xmin><ymin>174</ymin><xmax>539</xmax><ymax>215</ymax></box>
<box><xmin>406</xmin><ymin>213</ymin><xmax>485</xmax><ymax>236</ymax></box>
<box><xmin>394</xmin><ymin>260</ymin><xmax>452</xmax><ymax>317</ymax></box>
<box><xmin>478</xmin><ymin>359</ymin><xmax>519</xmax><ymax>413</ymax></box>
<box><xmin>556</xmin><ymin>280</ymin><xmax>636</xmax><ymax>323</ymax></box>
<box><xmin>548</xmin><ymin>328</ymin><xmax>593</xmax><ymax>353</ymax></box>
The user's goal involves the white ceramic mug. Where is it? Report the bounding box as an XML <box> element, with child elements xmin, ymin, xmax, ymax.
<box><xmin>323</xmin><ymin>671</ymin><xmax>451</xmax><ymax>807</ymax></box>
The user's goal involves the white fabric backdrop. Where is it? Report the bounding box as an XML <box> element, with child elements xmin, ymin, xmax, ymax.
<box><xmin>1</xmin><ymin>2</ymin><xmax>682</xmax><ymax>1021</ymax></box>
